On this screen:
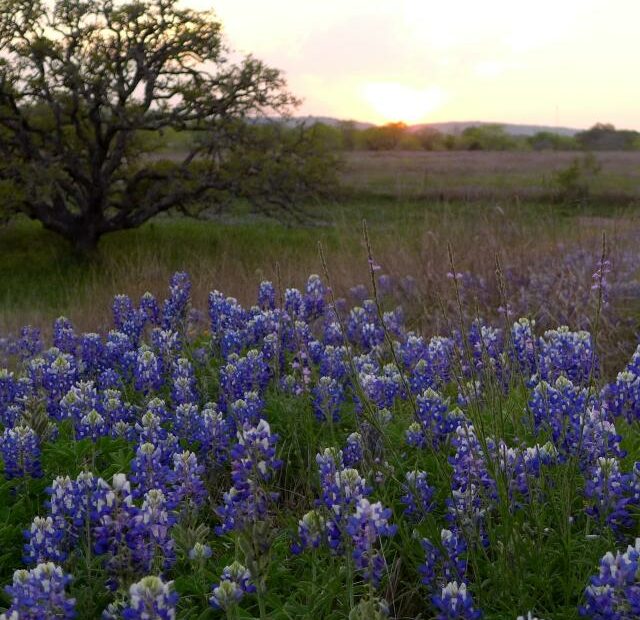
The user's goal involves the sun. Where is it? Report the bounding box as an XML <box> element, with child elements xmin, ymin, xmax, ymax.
<box><xmin>362</xmin><ymin>82</ymin><xmax>447</xmax><ymax>125</ymax></box>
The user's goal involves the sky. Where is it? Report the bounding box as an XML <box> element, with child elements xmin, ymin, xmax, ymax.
<box><xmin>190</xmin><ymin>1</ymin><xmax>640</xmax><ymax>129</ymax></box>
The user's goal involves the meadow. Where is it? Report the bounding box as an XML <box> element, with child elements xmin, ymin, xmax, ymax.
<box><xmin>0</xmin><ymin>150</ymin><xmax>639</xmax><ymax>619</ymax></box>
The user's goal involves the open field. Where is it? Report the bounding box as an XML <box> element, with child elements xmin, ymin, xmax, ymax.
<box><xmin>340</xmin><ymin>150</ymin><xmax>640</xmax><ymax>202</ymax></box>
<box><xmin>1</xmin><ymin>151</ymin><xmax>640</xmax><ymax>619</ymax></box>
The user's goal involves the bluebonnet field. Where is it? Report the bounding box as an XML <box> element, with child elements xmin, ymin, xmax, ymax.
<box><xmin>0</xmin><ymin>246</ymin><xmax>639</xmax><ymax>619</ymax></box>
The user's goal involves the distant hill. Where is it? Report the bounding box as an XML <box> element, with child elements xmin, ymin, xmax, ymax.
<box><xmin>290</xmin><ymin>116</ymin><xmax>582</xmax><ymax>137</ymax></box>
<box><xmin>409</xmin><ymin>121</ymin><xmax>580</xmax><ymax>137</ymax></box>
<box><xmin>284</xmin><ymin>116</ymin><xmax>376</xmax><ymax>130</ymax></box>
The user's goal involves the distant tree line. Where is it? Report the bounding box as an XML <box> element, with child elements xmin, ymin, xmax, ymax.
<box><xmin>304</xmin><ymin>121</ymin><xmax>640</xmax><ymax>152</ymax></box>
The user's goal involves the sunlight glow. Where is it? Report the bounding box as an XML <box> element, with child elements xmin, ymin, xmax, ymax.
<box><xmin>202</xmin><ymin>0</ymin><xmax>640</xmax><ymax>129</ymax></box>
<box><xmin>362</xmin><ymin>83</ymin><xmax>447</xmax><ymax>124</ymax></box>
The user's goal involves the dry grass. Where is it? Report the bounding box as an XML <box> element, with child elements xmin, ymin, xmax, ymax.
<box><xmin>2</xmin><ymin>205</ymin><xmax>638</xmax><ymax>352</ymax></box>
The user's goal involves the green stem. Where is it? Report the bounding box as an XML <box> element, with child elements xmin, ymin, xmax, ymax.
<box><xmin>257</xmin><ymin>590</ymin><xmax>267</xmax><ymax>620</ymax></box>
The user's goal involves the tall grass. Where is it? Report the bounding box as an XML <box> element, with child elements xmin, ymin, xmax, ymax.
<box><xmin>2</xmin><ymin>202</ymin><xmax>638</xmax><ymax>373</ymax></box>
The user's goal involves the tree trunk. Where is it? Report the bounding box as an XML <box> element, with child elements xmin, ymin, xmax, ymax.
<box><xmin>71</xmin><ymin>224</ymin><xmax>101</xmax><ymax>256</ymax></box>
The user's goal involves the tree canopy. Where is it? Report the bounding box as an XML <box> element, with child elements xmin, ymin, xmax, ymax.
<box><xmin>0</xmin><ymin>0</ymin><xmax>337</xmax><ymax>251</ymax></box>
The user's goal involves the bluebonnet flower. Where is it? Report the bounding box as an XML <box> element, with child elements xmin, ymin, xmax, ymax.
<box><xmin>136</xmin><ymin>409</ymin><xmax>169</xmax><ymax>446</ymax></box>
<box><xmin>216</xmin><ymin>419</ymin><xmax>281</xmax><ymax>534</ymax></box>
<box><xmin>130</xmin><ymin>443</ymin><xmax>172</xmax><ymax>499</ymax></box>
<box><xmin>170</xmin><ymin>451</ymin><xmax>207</xmax><ymax>510</ymax></box>
<box><xmin>284</xmin><ymin>288</ymin><xmax>305</xmax><ymax>319</ymax></box>
<box><xmin>347</xmin><ymin>301</ymin><xmax>385</xmax><ymax>351</ymax></box>
<box><xmin>197</xmin><ymin>403</ymin><xmax>231</xmax><ymax>464</ymax></box>
<box><xmin>188</xmin><ymin>542</ymin><xmax>212</xmax><ymax>561</ymax></box>
<box><xmin>258</xmin><ymin>281</ymin><xmax>276</xmax><ymax>311</ymax></box>
<box><xmin>210</xmin><ymin>561</ymin><xmax>256</xmax><ymax>610</ymax></box>
<box><xmin>53</xmin><ymin>317</ymin><xmax>77</xmax><ymax>354</ymax></box>
<box><xmin>104</xmin><ymin>330</ymin><xmax>135</xmax><ymax>372</ymax></box>
<box><xmin>46</xmin><ymin>475</ymin><xmax>77</xmax><ymax>526</ymax></box>
<box><xmin>174</xmin><ymin>404</ymin><xmax>202</xmax><ymax>444</ymax></box>
<box><xmin>208</xmin><ymin>291</ymin><xmax>246</xmax><ymax>347</ymax></box>
<box><xmin>316</xmin><ymin>449</ymin><xmax>368</xmax><ymax>512</ymax></box>
<box><xmin>219</xmin><ymin>350</ymin><xmax>270</xmax><ymax>408</ymax></box>
<box><xmin>580</xmin><ymin>538</ymin><xmax>640</xmax><ymax>619</ymax></box>
<box><xmin>150</xmin><ymin>328</ymin><xmax>181</xmax><ymax>363</ymax></box>
<box><xmin>421</xmin><ymin>529</ymin><xmax>468</xmax><ymax>590</ymax></box>
<box><xmin>315</xmin><ymin>449</ymin><xmax>371</xmax><ymax>551</ymax></box>
<box><xmin>401</xmin><ymin>470</ymin><xmax>435</xmax><ymax>520</ymax></box>
<box><xmin>406</xmin><ymin>421</ymin><xmax>427</xmax><ymax>449</ymax></box>
<box><xmin>538</xmin><ymin>326</ymin><xmax>596</xmax><ymax>386</ymax></box>
<box><xmin>18</xmin><ymin>325</ymin><xmax>43</xmax><ymax>361</ymax></box>
<box><xmin>230</xmin><ymin>392</ymin><xmax>264</xmax><ymax>427</ymax></box>
<box><xmin>447</xmin><ymin>423</ymin><xmax>496</xmax><ymax>540</ymax></box>
<box><xmin>491</xmin><ymin>441</ymin><xmax>537</xmax><ymax>504</ymax></box>
<box><xmin>398</xmin><ymin>333</ymin><xmax>428</xmax><ymax>369</ymax></box>
<box><xmin>101</xmin><ymin>388</ymin><xmax>130</xmax><ymax>428</ymax></box>
<box><xmin>140</xmin><ymin>292</ymin><xmax>160</xmax><ymax>326</ymax></box>
<box><xmin>359</xmin><ymin>364</ymin><xmax>403</xmax><ymax>410</ymax></box>
<box><xmin>220</xmin><ymin>329</ymin><xmax>245</xmax><ymax>359</ymax></box>
<box><xmin>0</xmin><ymin>369</ymin><xmax>20</xmax><ymax>422</ymax></box>
<box><xmin>45</xmin><ymin>472</ymin><xmax>100</xmax><ymax>546</ymax></box>
<box><xmin>414</xmin><ymin>389</ymin><xmax>461</xmax><ymax>449</ymax></box>
<box><xmin>604</xmin><ymin>368</ymin><xmax>640</xmax><ymax>423</ymax></box>
<box><xmin>1</xmin><ymin>563</ymin><xmax>76</xmax><ymax>620</ymax></box>
<box><xmin>112</xmin><ymin>295</ymin><xmax>144</xmax><ymax>342</ymax></box>
<box><xmin>584</xmin><ymin>457</ymin><xmax>633</xmax><ymax>532</ymax></box>
<box><xmin>432</xmin><ymin>581</ymin><xmax>482</xmax><ymax>619</ymax></box>
<box><xmin>79</xmin><ymin>333</ymin><xmax>104</xmax><ymax>374</ymax></box>
<box><xmin>171</xmin><ymin>357</ymin><xmax>197</xmax><ymax>405</ymax></box>
<box><xmin>343</xmin><ymin>433</ymin><xmax>364</xmax><ymax>467</ymax></box>
<box><xmin>383</xmin><ymin>306</ymin><xmax>405</xmax><ymax>339</ymax></box>
<box><xmin>121</xmin><ymin>575</ymin><xmax>178</xmax><ymax>620</ymax></box>
<box><xmin>292</xmin><ymin>509</ymin><xmax>327</xmax><ymax>554</ymax></box>
<box><xmin>146</xmin><ymin>397</ymin><xmax>171</xmax><ymax>425</ymax></box>
<box><xmin>315</xmin><ymin>345</ymin><xmax>349</xmax><ymax>382</ymax></box>
<box><xmin>59</xmin><ymin>380</ymin><xmax>99</xmax><ymax>424</ymax></box>
<box><xmin>162</xmin><ymin>271</ymin><xmax>191</xmax><ymax>330</ymax></box>
<box><xmin>1</xmin><ymin>425</ymin><xmax>42</xmax><ymax>479</ymax></box>
<box><xmin>528</xmin><ymin>377</ymin><xmax>592</xmax><ymax>457</ymax></box>
<box><xmin>304</xmin><ymin>274</ymin><xmax>326</xmax><ymax>320</ymax></box>
<box><xmin>128</xmin><ymin>489</ymin><xmax>176</xmax><ymax>574</ymax></box>
<box><xmin>346</xmin><ymin>498</ymin><xmax>396</xmax><ymax>587</ymax></box>
<box><xmin>113</xmin><ymin>294</ymin><xmax>135</xmax><ymax>330</ymax></box>
<box><xmin>577</xmin><ymin>408</ymin><xmax>624</xmax><ymax>468</ymax></box>
<box><xmin>511</xmin><ymin>318</ymin><xmax>538</xmax><ymax>379</ymax></box>
<box><xmin>322</xmin><ymin>316</ymin><xmax>345</xmax><ymax>347</ymax></box>
<box><xmin>312</xmin><ymin>376</ymin><xmax>344</xmax><ymax>422</ymax></box>
<box><xmin>462</xmin><ymin>319</ymin><xmax>504</xmax><ymax>380</ymax></box>
<box><xmin>77</xmin><ymin>409</ymin><xmax>108</xmax><ymax>441</ymax></box>
<box><xmin>134</xmin><ymin>347</ymin><xmax>163</xmax><ymax>393</ymax></box>
<box><xmin>93</xmin><ymin>474</ymin><xmax>139</xmax><ymax>589</ymax></box>
<box><xmin>23</xmin><ymin>516</ymin><xmax>66</xmax><ymax>565</ymax></box>
<box><xmin>602</xmin><ymin>346</ymin><xmax>640</xmax><ymax>423</ymax></box>
<box><xmin>43</xmin><ymin>352</ymin><xmax>79</xmax><ymax>416</ymax></box>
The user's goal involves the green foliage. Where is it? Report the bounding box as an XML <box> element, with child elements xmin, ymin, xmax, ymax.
<box><xmin>359</xmin><ymin>123</ymin><xmax>409</xmax><ymax>150</ymax></box>
<box><xmin>459</xmin><ymin>124</ymin><xmax>520</xmax><ymax>151</ymax></box>
<box><xmin>528</xmin><ymin>132</ymin><xmax>579</xmax><ymax>151</ymax></box>
<box><xmin>576</xmin><ymin>123</ymin><xmax>640</xmax><ymax>151</ymax></box>
<box><xmin>552</xmin><ymin>153</ymin><xmax>602</xmax><ymax>205</ymax></box>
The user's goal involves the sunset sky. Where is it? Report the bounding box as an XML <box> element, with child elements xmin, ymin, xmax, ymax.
<box><xmin>193</xmin><ymin>1</ymin><xmax>640</xmax><ymax>130</ymax></box>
